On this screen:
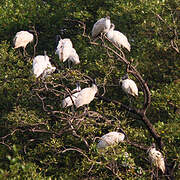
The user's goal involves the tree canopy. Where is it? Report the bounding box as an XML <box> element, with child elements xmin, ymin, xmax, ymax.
<box><xmin>0</xmin><ymin>0</ymin><xmax>179</xmax><ymax>179</ymax></box>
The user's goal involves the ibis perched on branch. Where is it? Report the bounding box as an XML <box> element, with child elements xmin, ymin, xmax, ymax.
<box><xmin>32</xmin><ymin>51</ymin><xmax>56</xmax><ymax>78</ymax></box>
<box><xmin>74</xmin><ymin>80</ymin><xmax>98</xmax><ymax>108</ymax></box>
<box><xmin>55</xmin><ymin>37</ymin><xmax>80</xmax><ymax>67</ymax></box>
<box><xmin>120</xmin><ymin>74</ymin><xmax>138</xmax><ymax>97</ymax></box>
<box><xmin>106</xmin><ymin>23</ymin><xmax>131</xmax><ymax>52</ymax></box>
<box><xmin>62</xmin><ymin>82</ymin><xmax>81</xmax><ymax>108</ymax></box>
<box><xmin>97</xmin><ymin>130</ymin><xmax>125</xmax><ymax>149</ymax></box>
<box><xmin>91</xmin><ymin>16</ymin><xmax>111</xmax><ymax>38</ymax></box>
<box><xmin>148</xmin><ymin>143</ymin><xmax>166</xmax><ymax>174</ymax></box>
<box><xmin>13</xmin><ymin>31</ymin><xmax>33</xmax><ymax>55</ymax></box>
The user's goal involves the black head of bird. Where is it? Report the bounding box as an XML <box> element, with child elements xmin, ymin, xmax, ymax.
<box><xmin>92</xmin><ymin>78</ymin><xmax>97</xmax><ymax>85</ymax></box>
<box><xmin>56</xmin><ymin>35</ymin><xmax>61</xmax><ymax>46</ymax></box>
<box><xmin>44</xmin><ymin>50</ymin><xmax>47</xmax><ymax>56</ymax></box>
<box><xmin>122</xmin><ymin>74</ymin><xmax>129</xmax><ymax>80</ymax></box>
<box><xmin>117</xmin><ymin>128</ymin><xmax>127</xmax><ymax>140</ymax></box>
<box><xmin>106</xmin><ymin>16</ymin><xmax>110</xmax><ymax>20</ymax></box>
<box><xmin>119</xmin><ymin>74</ymin><xmax>129</xmax><ymax>84</ymax></box>
<box><xmin>75</xmin><ymin>82</ymin><xmax>81</xmax><ymax>92</ymax></box>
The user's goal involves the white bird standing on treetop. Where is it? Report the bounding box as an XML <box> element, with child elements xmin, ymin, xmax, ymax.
<box><xmin>13</xmin><ymin>31</ymin><xmax>33</xmax><ymax>53</ymax></box>
<box><xmin>120</xmin><ymin>74</ymin><xmax>138</xmax><ymax>97</ymax></box>
<box><xmin>97</xmin><ymin>131</ymin><xmax>125</xmax><ymax>149</ymax></box>
<box><xmin>106</xmin><ymin>23</ymin><xmax>131</xmax><ymax>52</ymax></box>
<box><xmin>148</xmin><ymin>143</ymin><xmax>166</xmax><ymax>174</ymax></box>
<box><xmin>92</xmin><ymin>16</ymin><xmax>111</xmax><ymax>38</ymax></box>
<box><xmin>32</xmin><ymin>53</ymin><xmax>56</xmax><ymax>78</ymax></box>
<box><xmin>74</xmin><ymin>81</ymin><xmax>98</xmax><ymax>108</ymax></box>
<box><xmin>62</xmin><ymin>83</ymin><xmax>81</xmax><ymax>108</ymax></box>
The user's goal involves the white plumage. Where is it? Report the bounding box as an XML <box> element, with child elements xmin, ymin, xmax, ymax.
<box><xmin>106</xmin><ymin>24</ymin><xmax>131</xmax><ymax>52</ymax></box>
<box><xmin>68</xmin><ymin>48</ymin><xmax>80</xmax><ymax>64</ymax></box>
<box><xmin>62</xmin><ymin>83</ymin><xmax>81</xmax><ymax>108</ymax></box>
<box><xmin>97</xmin><ymin>131</ymin><xmax>125</xmax><ymax>149</ymax></box>
<box><xmin>74</xmin><ymin>83</ymin><xmax>98</xmax><ymax>108</ymax></box>
<box><xmin>148</xmin><ymin>144</ymin><xmax>165</xmax><ymax>174</ymax></box>
<box><xmin>13</xmin><ymin>31</ymin><xmax>33</xmax><ymax>49</ymax></box>
<box><xmin>55</xmin><ymin>38</ymin><xmax>80</xmax><ymax>65</ymax></box>
<box><xmin>121</xmin><ymin>75</ymin><xmax>138</xmax><ymax>97</ymax></box>
<box><xmin>55</xmin><ymin>38</ymin><xmax>73</xmax><ymax>61</ymax></box>
<box><xmin>32</xmin><ymin>55</ymin><xmax>56</xmax><ymax>78</ymax></box>
<box><xmin>92</xmin><ymin>16</ymin><xmax>111</xmax><ymax>38</ymax></box>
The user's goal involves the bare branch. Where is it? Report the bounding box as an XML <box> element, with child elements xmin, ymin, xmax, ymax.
<box><xmin>32</xmin><ymin>25</ymin><xmax>38</xmax><ymax>57</ymax></box>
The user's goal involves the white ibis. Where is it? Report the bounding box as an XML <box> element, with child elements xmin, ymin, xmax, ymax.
<box><xmin>97</xmin><ymin>131</ymin><xmax>125</xmax><ymax>149</ymax></box>
<box><xmin>55</xmin><ymin>38</ymin><xmax>79</xmax><ymax>67</ymax></box>
<box><xmin>74</xmin><ymin>81</ymin><xmax>98</xmax><ymax>108</ymax></box>
<box><xmin>68</xmin><ymin>48</ymin><xmax>80</xmax><ymax>65</ymax></box>
<box><xmin>32</xmin><ymin>52</ymin><xmax>56</xmax><ymax>78</ymax></box>
<box><xmin>55</xmin><ymin>38</ymin><xmax>73</xmax><ymax>61</ymax></box>
<box><xmin>148</xmin><ymin>143</ymin><xmax>165</xmax><ymax>174</ymax></box>
<box><xmin>13</xmin><ymin>31</ymin><xmax>33</xmax><ymax>55</ymax></box>
<box><xmin>120</xmin><ymin>74</ymin><xmax>138</xmax><ymax>97</ymax></box>
<box><xmin>106</xmin><ymin>23</ymin><xmax>131</xmax><ymax>52</ymax></box>
<box><xmin>62</xmin><ymin>83</ymin><xmax>81</xmax><ymax>108</ymax></box>
<box><xmin>92</xmin><ymin>16</ymin><xmax>111</xmax><ymax>38</ymax></box>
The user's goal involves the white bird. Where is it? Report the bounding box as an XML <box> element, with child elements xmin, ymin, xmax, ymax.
<box><xmin>120</xmin><ymin>74</ymin><xmax>138</xmax><ymax>97</ymax></box>
<box><xmin>62</xmin><ymin>83</ymin><xmax>81</xmax><ymax>108</ymax></box>
<box><xmin>74</xmin><ymin>82</ymin><xmax>98</xmax><ymax>108</ymax></box>
<box><xmin>97</xmin><ymin>131</ymin><xmax>125</xmax><ymax>149</ymax></box>
<box><xmin>68</xmin><ymin>48</ymin><xmax>80</xmax><ymax>65</ymax></box>
<box><xmin>106</xmin><ymin>23</ymin><xmax>131</xmax><ymax>51</ymax></box>
<box><xmin>55</xmin><ymin>38</ymin><xmax>73</xmax><ymax>62</ymax></box>
<box><xmin>148</xmin><ymin>143</ymin><xmax>166</xmax><ymax>174</ymax></box>
<box><xmin>13</xmin><ymin>31</ymin><xmax>33</xmax><ymax>53</ymax></box>
<box><xmin>32</xmin><ymin>54</ymin><xmax>56</xmax><ymax>78</ymax></box>
<box><xmin>92</xmin><ymin>16</ymin><xmax>111</xmax><ymax>38</ymax></box>
<box><xmin>55</xmin><ymin>38</ymin><xmax>80</xmax><ymax>66</ymax></box>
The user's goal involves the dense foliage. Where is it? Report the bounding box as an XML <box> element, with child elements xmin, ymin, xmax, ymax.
<box><xmin>0</xmin><ymin>0</ymin><xmax>179</xmax><ymax>179</ymax></box>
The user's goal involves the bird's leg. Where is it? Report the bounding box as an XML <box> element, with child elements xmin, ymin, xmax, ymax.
<box><xmin>60</xmin><ymin>62</ymin><xmax>65</xmax><ymax>70</ymax></box>
<box><xmin>17</xmin><ymin>48</ymin><xmax>22</xmax><ymax>57</ymax></box>
<box><xmin>23</xmin><ymin>47</ymin><xmax>29</xmax><ymax>57</ymax></box>
<box><xmin>23</xmin><ymin>47</ymin><xmax>26</xmax><ymax>57</ymax></box>
<box><xmin>67</xmin><ymin>60</ymin><xmax>72</xmax><ymax>69</ymax></box>
<box><xmin>86</xmin><ymin>104</ymin><xmax>89</xmax><ymax>110</ymax></box>
<box><xmin>41</xmin><ymin>72</ymin><xmax>46</xmax><ymax>81</ymax></box>
<box><xmin>126</xmin><ymin>93</ymin><xmax>132</xmax><ymax>107</ymax></box>
<box><xmin>83</xmin><ymin>105</ymin><xmax>89</xmax><ymax>116</ymax></box>
<box><xmin>100</xmin><ymin>31</ymin><xmax>105</xmax><ymax>39</ymax></box>
<box><xmin>151</xmin><ymin>171</ymin><xmax>154</xmax><ymax>180</ymax></box>
<box><xmin>92</xmin><ymin>35</ymin><xmax>99</xmax><ymax>42</ymax></box>
<box><xmin>156</xmin><ymin>167</ymin><xmax>159</xmax><ymax>180</ymax></box>
<box><xmin>129</xmin><ymin>96</ymin><xmax>133</xmax><ymax>106</ymax></box>
<box><xmin>151</xmin><ymin>166</ymin><xmax>156</xmax><ymax>180</ymax></box>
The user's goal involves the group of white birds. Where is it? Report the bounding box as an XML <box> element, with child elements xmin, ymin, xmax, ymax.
<box><xmin>92</xmin><ymin>16</ymin><xmax>131</xmax><ymax>51</ymax></box>
<box><xmin>13</xmin><ymin>16</ymin><xmax>165</xmax><ymax>174</ymax></box>
<box><xmin>61</xmin><ymin>17</ymin><xmax>137</xmax><ymax>110</ymax></box>
<box><xmin>96</xmin><ymin>130</ymin><xmax>166</xmax><ymax>174</ymax></box>
<box><xmin>13</xmin><ymin>32</ymin><xmax>80</xmax><ymax>79</ymax></box>
<box><xmin>13</xmin><ymin>16</ymin><xmax>130</xmax><ymax>78</ymax></box>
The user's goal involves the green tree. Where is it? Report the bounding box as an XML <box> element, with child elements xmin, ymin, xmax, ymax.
<box><xmin>0</xmin><ymin>0</ymin><xmax>179</xmax><ymax>179</ymax></box>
